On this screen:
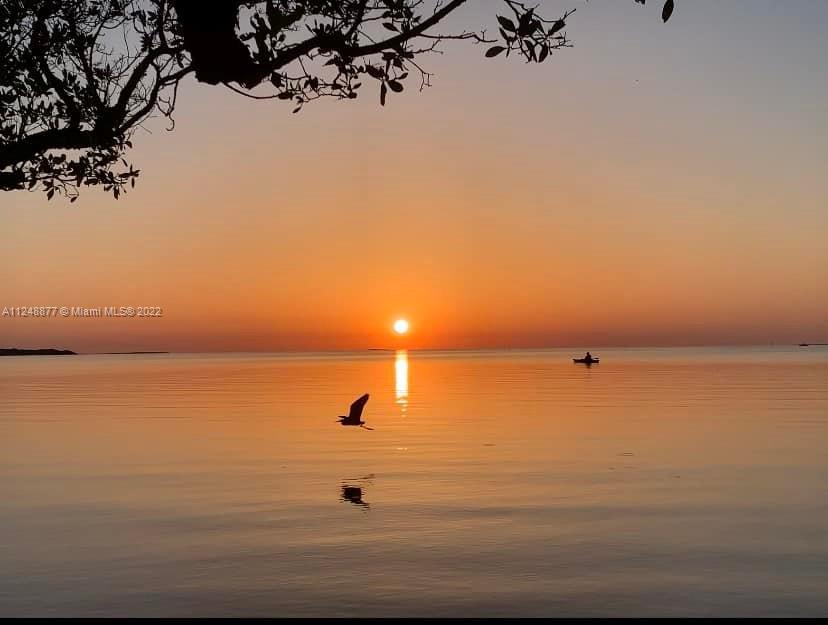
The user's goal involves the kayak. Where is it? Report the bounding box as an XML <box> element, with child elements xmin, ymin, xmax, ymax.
<box><xmin>573</xmin><ymin>358</ymin><xmax>599</xmax><ymax>364</ymax></box>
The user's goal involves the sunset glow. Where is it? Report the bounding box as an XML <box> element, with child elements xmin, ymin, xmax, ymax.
<box><xmin>3</xmin><ymin>3</ymin><xmax>827</xmax><ymax>354</ymax></box>
<box><xmin>5</xmin><ymin>0</ymin><xmax>828</xmax><ymax>619</ymax></box>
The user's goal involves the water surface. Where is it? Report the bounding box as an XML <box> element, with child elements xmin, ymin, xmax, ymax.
<box><xmin>2</xmin><ymin>347</ymin><xmax>827</xmax><ymax>616</ymax></box>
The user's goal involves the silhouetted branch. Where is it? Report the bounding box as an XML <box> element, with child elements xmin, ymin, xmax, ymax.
<box><xmin>1</xmin><ymin>0</ymin><xmax>677</xmax><ymax>200</ymax></box>
<box><xmin>0</xmin><ymin>0</ymin><xmax>188</xmax><ymax>198</ymax></box>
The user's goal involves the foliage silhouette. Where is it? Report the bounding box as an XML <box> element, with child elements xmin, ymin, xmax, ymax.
<box><xmin>0</xmin><ymin>0</ymin><xmax>677</xmax><ymax>200</ymax></box>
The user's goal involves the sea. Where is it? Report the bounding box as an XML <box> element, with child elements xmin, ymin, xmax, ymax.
<box><xmin>2</xmin><ymin>346</ymin><xmax>827</xmax><ymax>616</ymax></box>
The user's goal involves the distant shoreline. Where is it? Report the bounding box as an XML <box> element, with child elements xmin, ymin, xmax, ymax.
<box><xmin>100</xmin><ymin>351</ymin><xmax>170</xmax><ymax>355</ymax></box>
<box><xmin>0</xmin><ymin>348</ymin><xmax>76</xmax><ymax>356</ymax></box>
<box><xmin>1</xmin><ymin>348</ymin><xmax>171</xmax><ymax>356</ymax></box>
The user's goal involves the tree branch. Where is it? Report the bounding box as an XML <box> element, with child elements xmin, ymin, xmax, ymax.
<box><xmin>0</xmin><ymin>128</ymin><xmax>103</xmax><ymax>170</ymax></box>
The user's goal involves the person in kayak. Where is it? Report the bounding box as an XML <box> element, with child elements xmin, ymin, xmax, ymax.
<box><xmin>585</xmin><ymin>351</ymin><xmax>593</xmax><ymax>361</ymax></box>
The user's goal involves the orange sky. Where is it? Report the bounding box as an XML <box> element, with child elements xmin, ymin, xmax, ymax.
<box><xmin>2</xmin><ymin>1</ymin><xmax>827</xmax><ymax>352</ymax></box>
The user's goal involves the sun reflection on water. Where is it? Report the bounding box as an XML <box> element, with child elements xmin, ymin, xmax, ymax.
<box><xmin>395</xmin><ymin>349</ymin><xmax>408</xmax><ymax>412</ymax></box>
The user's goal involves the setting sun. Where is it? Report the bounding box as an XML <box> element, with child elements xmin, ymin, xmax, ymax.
<box><xmin>393</xmin><ymin>319</ymin><xmax>410</xmax><ymax>335</ymax></box>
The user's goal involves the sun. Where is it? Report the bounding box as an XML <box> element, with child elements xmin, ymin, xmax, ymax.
<box><xmin>393</xmin><ymin>318</ymin><xmax>410</xmax><ymax>335</ymax></box>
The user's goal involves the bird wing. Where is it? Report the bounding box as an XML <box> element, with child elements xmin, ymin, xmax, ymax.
<box><xmin>349</xmin><ymin>393</ymin><xmax>370</xmax><ymax>419</ymax></box>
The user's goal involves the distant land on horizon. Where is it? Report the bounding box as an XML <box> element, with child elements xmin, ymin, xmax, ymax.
<box><xmin>101</xmin><ymin>351</ymin><xmax>170</xmax><ymax>355</ymax></box>
<box><xmin>0</xmin><ymin>348</ymin><xmax>76</xmax><ymax>356</ymax></box>
<box><xmin>0</xmin><ymin>348</ymin><xmax>171</xmax><ymax>356</ymax></box>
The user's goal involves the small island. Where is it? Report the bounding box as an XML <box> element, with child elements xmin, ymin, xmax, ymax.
<box><xmin>0</xmin><ymin>348</ymin><xmax>76</xmax><ymax>356</ymax></box>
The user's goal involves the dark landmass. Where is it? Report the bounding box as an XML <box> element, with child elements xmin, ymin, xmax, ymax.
<box><xmin>799</xmin><ymin>343</ymin><xmax>828</xmax><ymax>347</ymax></box>
<box><xmin>0</xmin><ymin>348</ymin><xmax>76</xmax><ymax>356</ymax></box>
<box><xmin>102</xmin><ymin>351</ymin><xmax>170</xmax><ymax>354</ymax></box>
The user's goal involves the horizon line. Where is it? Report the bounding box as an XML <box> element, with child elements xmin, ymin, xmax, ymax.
<box><xmin>8</xmin><ymin>343</ymin><xmax>823</xmax><ymax>356</ymax></box>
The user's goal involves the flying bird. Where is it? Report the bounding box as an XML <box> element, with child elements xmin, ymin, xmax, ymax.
<box><xmin>338</xmin><ymin>393</ymin><xmax>373</xmax><ymax>430</ymax></box>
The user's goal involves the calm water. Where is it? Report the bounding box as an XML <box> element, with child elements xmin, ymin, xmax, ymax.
<box><xmin>2</xmin><ymin>347</ymin><xmax>827</xmax><ymax>617</ymax></box>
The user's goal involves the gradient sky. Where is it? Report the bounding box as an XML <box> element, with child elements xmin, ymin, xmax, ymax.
<box><xmin>2</xmin><ymin>0</ymin><xmax>827</xmax><ymax>352</ymax></box>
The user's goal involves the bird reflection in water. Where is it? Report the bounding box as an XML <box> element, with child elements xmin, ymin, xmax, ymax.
<box><xmin>395</xmin><ymin>349</ymin><xmax>408</xmax><ymax>413</ymax></box>
<box><xmin>340</xmin><ymin>475</ymin><xmax>374</xmax><ymax>510</ymax></box>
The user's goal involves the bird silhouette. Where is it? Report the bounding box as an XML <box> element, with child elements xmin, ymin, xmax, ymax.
<box><xmin>337</xmin><ymin>393</ymin><xmax>373</xmax><ymax>430</ymax></box>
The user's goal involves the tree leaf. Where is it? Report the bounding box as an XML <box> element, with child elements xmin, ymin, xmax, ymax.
<box><xmin>485</xmin><ymin>46</ymin><xmax>506</xmax><ymax>58</ymax></box>
<box><xmin>388</xmin><ymin>80</ymin><xmax>403</xmax><ymax>92</ymax></box>
<box><xmin>518</xmin><ymin>10</ymin><xmax>535</xmax><ymax>36</ymax></box>
<box><xmin>497</xmin><ymin>16</ymin><xmax>516</xmax><ymax>32</ymax></box>
<box><xmin>380</xmin><ymin>82</ymin><xmax>387</xmax><ymax>106</ymax></box>
<box><xmin>662</xmin><ymin>0</ymin><xmax>674</xmax><ymax>22</ymax></box>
